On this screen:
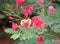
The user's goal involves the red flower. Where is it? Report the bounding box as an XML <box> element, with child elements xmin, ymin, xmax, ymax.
<box><xmin>12</xmin><ymin>22</ymin><xmax>18</xmax><ymax>30</ymax></box>
<box><xmin>16</xmin><ymin>0</ymin><xmax>25</xmax><ymax>5</ymax></box>
<box><xmin>23</xmin><ymin>9</ymin><xmax>29</xmax><ymax>17</ymax></box>
<box><xmin>23</xmin><ymin>5</ymin><xmax>33</xmax><ymax>17</ymax></box>
<box><xmin>37</xmin><ymin>0</ymin><xmax>43</xmax><ymax>4</ymax></box>
<box><xmin>48</xmin><ymin>6</ymin><xmax>55</xmax><ymax>14</ymax></box>
<box><xmin>20</xmin><ymin>19</ymin><xmax>31</xmax><ymax>28</ymax></box>
<box><xmin>32</xmin><ymin>16</ymin><xmax>46</xmax><ymax>29</ymax></box>
<box><xmin>25</xmin><ymin>5</ymin><xmax>33</xmax><ymax>14</ymax></box>
<box><xmin>36</xmin><ymin>36</ymin><xmax>44</xmax><ymax>43</ymax></box>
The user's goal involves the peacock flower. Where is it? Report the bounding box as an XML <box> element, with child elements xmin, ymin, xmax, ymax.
<box><xmin>36</xmin><ymin>36</ymin><xmax>44</xmax><ymax>43</ymax></box>
<box><xmin>32</xmin><ymin>16</ymin><xmax>46</xmax><ymax>29</ymax></box>
<box><xmin>20</xmin><ymin>19</ymin><xmax>31</xmax><ymax>28</ymax></box>
<box><xmin>23</xmin><ymin>5</ymin><xmax>33</xmax><ymax>17</ymax></box>
<box><xmin>48</xmin><ymin>6</ymin><xmax>55</xmax><ymax>14</ymax></box>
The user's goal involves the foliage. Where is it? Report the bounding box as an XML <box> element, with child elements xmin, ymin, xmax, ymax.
<box><xmin>0</xmin><ymin>30</ymin><xmax>5</xmax><ymax>37</ymax></box>
<box><xmin>14</xmin><ymin>38</ymin><xmax>60</xmax><ymax>44</ymax></box>
<box><xmin>5</xmin><ymin>27</ymin><xmax>47</xmax><ymax>40</ymax></box>
<box><xmin>0</xmin><ymin>0</ymin><xmax>60</xmax><ymax>44</ymax></box>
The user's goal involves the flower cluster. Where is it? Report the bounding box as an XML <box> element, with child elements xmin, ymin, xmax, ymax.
<box><xmin>12</xmin><ymin>0</ymin><xmax>55</xmax><ymax>40</ymax></box>
<box><xmin>20</xmin><ymin>16</ymin><xmax>46</xmax><ymax>29</ymax></box>
<box><xmin>12</xmin><ymin>0</ymin><xmax>46</xmax><ymax>30</ymax></box>
<box><xmin>6</xmin><ymin>0</ymin><xmax>55</xmax><ymax>43</ymax></box>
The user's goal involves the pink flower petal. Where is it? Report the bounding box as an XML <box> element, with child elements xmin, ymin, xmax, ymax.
<box><xmin>12</xmin><ymin>22</ymin><xmax>18</xmax><ymax>30</ymax></box>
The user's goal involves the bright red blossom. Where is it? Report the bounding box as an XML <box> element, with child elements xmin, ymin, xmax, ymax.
<box><xmin>32</xmin><ymin>16</ymin><xmax>46</xmax><ymax>29</ymax></box>
<box><xmin>36</xmin><ymin>36</ymin><xmax>44</xmax><ymax>43</ymax></box>
<box><xmin>20</xmin><ymin>19</ymin><xmax>31</xmax><ymax>28</ymax></box>
<box><xmin>37</xmin><ymin>0</ymin><xmax>43</xmax><ymax>4</ymax></box>
<box><xmin>23</xmin><ymin>5</ymin><xmax>33</xmax><ymax>17</ymax></box>
<box><xmin>12</xmin><ymin>22</ymin><xmax>18</xmax><ymax>30</ymax></box>
<box><xmin>16</xmin><ymin>0</ymin><xmax>25</xmax><ymax>5</ymax></box>
<box><xmin>25</xmin><ymin>5</ymin><xmax>33</xmax><ymax>14</ymax></box>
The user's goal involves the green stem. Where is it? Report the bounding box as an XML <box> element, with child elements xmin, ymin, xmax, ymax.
<box><xmin>46</xmin><ymin>2</ymin><xmax>52</xmax><ymax>7</ymax></box>
<box><xmin>40</xmin><ymin>4</ymin><xmax>45</xmax><ymax>16</ymax></box>
<box><xmin>45</xmin><ymin>33</ymin><xmax>54</xmax><ymax>36</ymax></box>
<box><xmin>3</xmin><ymin>11</ymin><xmax>23</xmax><ymax>19</ymax></box>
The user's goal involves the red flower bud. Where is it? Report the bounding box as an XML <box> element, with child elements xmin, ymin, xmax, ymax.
<box><xmin>36</xmin><ymin>36</ymin><xmax>44</xmax><ymax>43</ymax></box>
<box><xmin>12</xmin><ymin>22</ymin><xmax>18</xmax><ymax>30</ymax></box>
<box><xmin>48</xmin><ymin>6</ymin><xmax>55</xmax><ymax>14</ymax></box>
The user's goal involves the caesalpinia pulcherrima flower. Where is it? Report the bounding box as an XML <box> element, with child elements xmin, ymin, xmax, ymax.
<box><xmin>16</xmin><ymin>0</ymin><xmax>25</xmax><ymax>5</ymax></box>
<box><xmin>23</xmin><ymin>9</ymin><xmax>29</xmax><ymax>17</ymax></box>
<box><xmin>36</xmin><ymin>36</ymin><xmax>44</xmax><ymax>43</ymax></box>
<box><xmin>32</xmin><ymin>16</ymin><xmax>46</xmax><ymax>29</ymax></box>
<box><xmin>48</xmin><ymin>6</ymin><xmax>55</xmax><ymax>14</ymax></box>
<box><xmin>25</xmin><ymin>5</ymin><xmax>33</xmax><ymax>14</ymax></box>
<box><xmin>37</xmin><ymin>0</ymin><xmax>43</xmax><ymax>4</ymax></box>
<box><xmin>12</xmin><ymin>22</ymin><xmax>18</xmax><ymax>30</ymax></box>
<box><xmin>20</xmin><ymin>19</ymin><xmax>31</xmax><ymax>28</ymax></box>
<box><xmin>23</xmin><ymin>5</ymin><xmax>33</xmax><ymax>17</ymax></box>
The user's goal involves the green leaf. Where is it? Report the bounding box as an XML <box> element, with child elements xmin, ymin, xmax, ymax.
<box><xmin>0</xmin><ymin>14</ymin><xmax>5</xmax><ymax>19</ymax></box>
<box><xmin>5</xmin><ymin>3</ymin><xmax>13</xmax><ymax>13</ymax></box>
<box><xmin>4</xmin><ymin>28</ymin><xmax>19</xmax><ymax>34</ymax></box>
<box><xmin>37</xmin><ymin>28</ymin><xmax>47</xmax><ymax>34</ymax></box>
<box><xmin>11</xmin><ymin>33</ymin><xmax>20</xmax><ymax>40</ymax></box>
<box><xmin>14</xmin><ymin>38</ymin><xmax>60</xmax><ymax>44</ymax></box>
<box><xmin>7</xmin><ymin>0</ymin><xmax>15</xmax><ymax>4</ymax></box>
<box><xmin>0</xmin><ymin>30</ymin><xmax>5</xmax><ymax>37</ymax></box>
<box><xmin>20</xmin><ymin>34</ymin><xmax>27</xmax><ymax>40</ymax></box>
<box><xmin>0</xmin><ymin>0</ymin><xmax>6</xmax><ymax>10</ymax></box>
